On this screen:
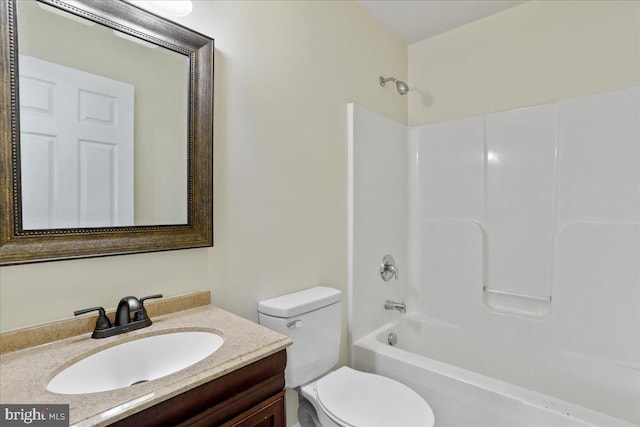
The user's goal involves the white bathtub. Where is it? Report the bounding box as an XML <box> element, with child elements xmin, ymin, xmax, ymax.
<box><xmin>352</xmin><ymin>318</ymin><xmax>639</xmax><ymax>427</ymax></box>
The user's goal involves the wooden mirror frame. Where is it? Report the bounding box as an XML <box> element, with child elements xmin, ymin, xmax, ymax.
<box><xmin>0</xmin><ymin>0</ymin><xmax>213</xmax><ymax>265</ymax></box>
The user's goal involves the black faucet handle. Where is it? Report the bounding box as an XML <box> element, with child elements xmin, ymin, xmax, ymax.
<box><xmin>134</xmin><ymin>294</ymin><xmax>163</xmax><ymax>322</ymax></box>
<box><xmin>74</xmin><ymin>306</ymin><xmax>112</xmax><ymax>331</ymax></box>
<box><xmin>140</xmin><ymin>294</ymin><xmax>163</xmax><ymax>304</ymax></box>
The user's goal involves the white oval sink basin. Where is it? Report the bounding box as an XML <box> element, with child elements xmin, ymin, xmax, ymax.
<box><xmin>47</xmin><ymin>331</ymin><xmax>224</xmax><ymax>394</ymax></box>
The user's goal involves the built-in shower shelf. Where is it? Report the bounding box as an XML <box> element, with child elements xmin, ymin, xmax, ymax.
<box><xmin>483</xmin><ymin>287</ymin><xmax>551</xmax><ymax>318</ymax></box>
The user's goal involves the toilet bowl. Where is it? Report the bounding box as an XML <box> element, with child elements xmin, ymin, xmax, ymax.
<box><xmin>300</xmin><ymin>367</ymin><xmax>434</xmax><ymax>427</ymax></box>
<box><xmin>258</xmin><ymin>286</ymin><xmax>435</xmax><ymax>427</ymax></box>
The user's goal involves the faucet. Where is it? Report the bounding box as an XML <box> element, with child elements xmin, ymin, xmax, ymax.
<box><xmin>75</xmin><ymin>294</ymin><xmax>163</xmax><ymax>339</ymax></box>
<box><xmin>116</xmin><ymin>296</ymin><xmax>144</xmax><ymax>326</ymax></box>
<box><xmin>380</xmin><ymin>255</ymin><xmax>399</xmax><ymax>281</ymax></box>
<box><xmin>384</xmin><ymin>300</ymin><xmax>406</xmax><ymax>313</ymax></box>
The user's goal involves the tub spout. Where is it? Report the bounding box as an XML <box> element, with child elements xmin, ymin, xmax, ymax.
<box><xmin>384</xmin><ymin>300</ymin><xmax>406</xmax><ymax>313</ymax></box>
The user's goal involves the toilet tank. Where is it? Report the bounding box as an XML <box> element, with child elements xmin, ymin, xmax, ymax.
<box><xmin>258</xmin><ymin>286</ymin><xmax>342</xmax><ymax>388</ymax></box>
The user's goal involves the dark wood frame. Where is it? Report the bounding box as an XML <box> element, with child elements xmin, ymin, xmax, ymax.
<box><xmin>0</xmin><ymin>0</ymin><xmax>214</xmax><ymax>265</ymax></box>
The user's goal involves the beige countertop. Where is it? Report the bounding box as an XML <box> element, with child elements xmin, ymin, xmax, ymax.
<box><xmin>0</xmin><ymin>304</ymin><xmax>291</xmax><ymax>426</ymax></box>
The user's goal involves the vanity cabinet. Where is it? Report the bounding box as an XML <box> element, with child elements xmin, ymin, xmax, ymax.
<box><xmin>109</xmin><ymin>350</ymin><xmax>286</xmax><ymax>427</ymax></box>
<box><xmin>220</xmin><ymin>392</ymin><xmax>284</xmax><ymax>427</ymax></box>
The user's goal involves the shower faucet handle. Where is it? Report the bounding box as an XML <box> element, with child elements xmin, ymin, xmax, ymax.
<box><xmin>380</xmin><ymin>254</ymin><xmax>398</xmax><ymax>281</ymax></box>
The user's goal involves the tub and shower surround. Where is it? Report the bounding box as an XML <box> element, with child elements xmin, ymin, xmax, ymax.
<box><xmin>348</xmin><ymin>86</ymin><xmax>640</xmax><ymax>425</ymax></box>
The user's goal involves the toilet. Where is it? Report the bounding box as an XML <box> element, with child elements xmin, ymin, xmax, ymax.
<box><xmin>258</xmin><ymin>286</ymin><xmax>435</xmax><ymax>427</ymax></box>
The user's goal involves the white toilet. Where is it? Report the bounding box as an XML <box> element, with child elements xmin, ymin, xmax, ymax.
<box><xmin>258</xmin><ymin>286</ymin><xmax>435</xmax><ymax>427</ymax></box>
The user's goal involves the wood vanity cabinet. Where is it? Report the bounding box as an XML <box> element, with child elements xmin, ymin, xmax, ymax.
<box><xmin>109</xmin><ymin>349</ymin><xmax>286</xmax><ymax>427</ymax></box>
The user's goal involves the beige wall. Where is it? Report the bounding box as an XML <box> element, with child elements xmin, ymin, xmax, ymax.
<box><xmin>2</xmin><ymin>0</ymin><xmax>406</xmax><ymax>329</ymax></box>
<box><xmin>4</xmin><ymin>0</ymin><xmax>637</xmax><ymax>423</ymax></box>
<box><xmin>1</xmin><ymin>1</ymin><xmax>406</xmax><ymax>419</ymax></box>
<box><xmin>408</xmin><ymin>0</ymin><xmax>640</xmax><ymax>125</ymax></box>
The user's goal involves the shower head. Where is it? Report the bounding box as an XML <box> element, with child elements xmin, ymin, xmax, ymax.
<box><xmin>380</xmin><ymin>76</ymin><xmax>409</xmax><ymax>95</ymax></box>
<box><xmin>396</xmin><ymin>80</ymin><xmax>409</xmax><ymax>95</ymax></box>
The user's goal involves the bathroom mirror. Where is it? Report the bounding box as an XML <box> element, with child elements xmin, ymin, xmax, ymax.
<box><xmin>0</xmin><ymin>0</ymin><xmax>214</xmax><ymax>265</ymax></box>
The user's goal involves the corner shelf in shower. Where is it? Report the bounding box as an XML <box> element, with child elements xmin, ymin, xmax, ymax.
<box><xmin>482</xmin><ymin>287</ymin><xmax>552</xmax><ymax>319</ymax></box>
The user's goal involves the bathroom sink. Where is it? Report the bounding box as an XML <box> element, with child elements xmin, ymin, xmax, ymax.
<box><xmin>47</xmin><ymin>331</ymin><xmax>224</xmax><ymax>394</ymax></box>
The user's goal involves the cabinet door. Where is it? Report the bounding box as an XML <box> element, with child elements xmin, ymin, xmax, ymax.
<box><xmin>110</xmin><ymin>350</ymin><xmax>286</xmax><ymax>427</ymax></box>
<box><xmin>221</xmin><ymin>392</ymin><xmax>285</xmax><ymax>427</ymax></box>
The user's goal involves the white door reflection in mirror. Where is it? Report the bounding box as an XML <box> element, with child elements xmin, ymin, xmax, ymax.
<box><xmin>19</xmin><ymin>55</ymin><xmax>134</xmax><ymax>229</ymax></box>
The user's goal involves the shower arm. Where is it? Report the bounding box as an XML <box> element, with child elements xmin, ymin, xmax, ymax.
<box><xmin>379</xmin><ymin>76</ymin><xmax>398</xmax><ymax>86</ymax></box>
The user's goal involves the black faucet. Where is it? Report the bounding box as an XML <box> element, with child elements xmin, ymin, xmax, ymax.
<box><xmin>75</xmin><ymin>294</ymin><xmax>163</xmax><ymax>339</ymax></box>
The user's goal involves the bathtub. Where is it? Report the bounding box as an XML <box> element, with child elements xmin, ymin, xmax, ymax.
<box><xmin>352</xmin><ymin>317</ymin><xmax>639</xmax><ymax>427</ymax></box>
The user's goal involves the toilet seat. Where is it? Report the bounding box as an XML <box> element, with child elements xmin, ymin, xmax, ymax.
<box><xmin>315</xmin><ymin>367</ymin><xmax>435</xmax><ymax>427</ymax></box>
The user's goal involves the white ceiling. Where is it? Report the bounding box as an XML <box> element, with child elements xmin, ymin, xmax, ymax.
<box><xmin>356</xmin><ymin>0</ymin><xmax>527</xmax><ymax>45</ymax></box>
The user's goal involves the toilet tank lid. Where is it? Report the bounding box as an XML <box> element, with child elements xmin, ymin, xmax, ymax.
<box><xmin>258</xmin><ymin>286</ymin><xmax>342</xmax><ymax>318</ymax></box>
